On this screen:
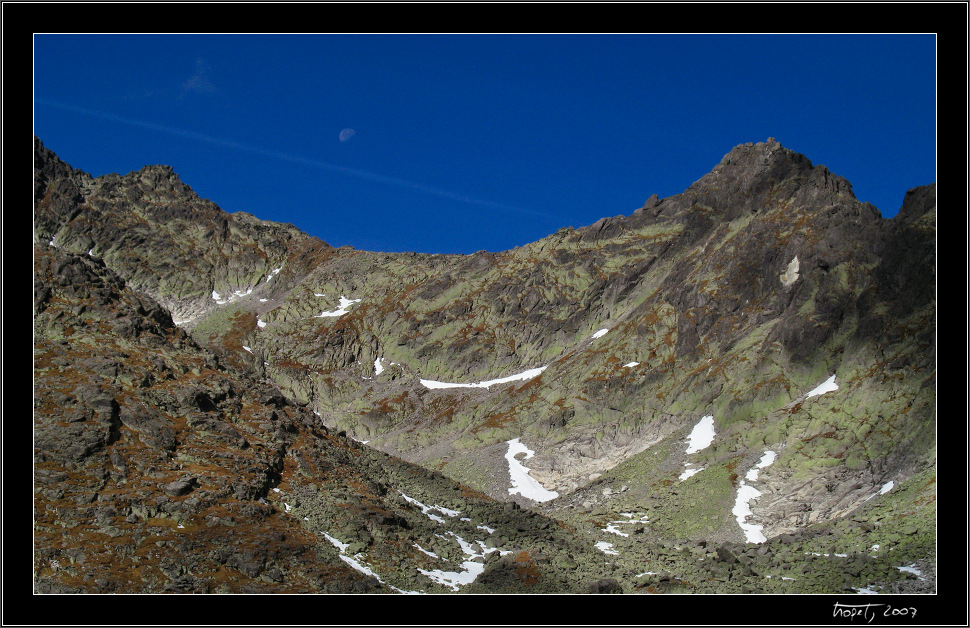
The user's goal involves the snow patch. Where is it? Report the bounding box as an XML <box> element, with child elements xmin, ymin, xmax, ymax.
<box><xmin>211</xmin><ymin>288</ymin><xmax>253</xmax><ymax>305</ymax></box>
<box><xmin>601</xmin><ymin>513</ymin><xmax>649</xmax><ymax>537</ymax></box>
<box><xmin>780</xmin><ymin>255</ymin><xmax>800</xmax><ymax>286</ymax></box>
<box><xmin>418</xmin><ymin>557</ymin><xmax>483</xmax><ymax>591</ymax></box>
<box><xmin>421</xmin><ymin>366</ymin><xmax>547</xmax><ymax>390</ymax></box>
<box><xmin>685</xmin><ymin>416</ymin><xmax>716</xmax><ymax>454</ymax></box>
<box><xmin>591</xmin><ymin>328</ymin><xmax>609</xmax><ymax>339</ymax></box>
<box><xmin>745</xmin><ymin>450</ymin><xmax>777</xmax><ymax>482</ymax></box>
<box><xmin>256</xmin><ymin>318</ymin><xmax>267</xmax><ymax>328</ymax></box>
<box><xmin>679</xmin><ymin>466</ymin><xmax>702</xmax><ymax>481</ymax></box>
<box><xmin>733</xmin><ymin>484</ymin><xmax>766</xmax><ymax>543</ymax></box>
<box><xmin>732</xmin><ymin>450</ymin><xmax>777</xmax><ymax>543</ymax></box>
<box><xmin>374</xmin><ymin>357</ymin><xmax>385</xmax><ymax>376</ymax></box>
<box><xmin>505</xmin><ymin>438</ymin><xmax>559</xmax><ymax>502</ymax></box>
<box><xmin>679</xmin><ymin>416</ymin><xmax>716</xmax><ymax>481</ymax></box>
<box><xmin>322</xmin><ymin>531</ymin><xmax>420</xmax><ymax>594</ymax></box>
<box><xmin>898</xmin><ymin>564</ymin><xmax>924</xmax><ymax>579</ymax></box>
<box><xmin>413</xmin><ymin>543</ymin><xmax>439</xmax><ymax>559</ymax></box>
<box><xmin>806</xmin><ymin>374</ymin><xmax>838</xmax><ymax>398</ymax></box>
<box><xmin>623</xmin><ymin>361</ymin><xmax>640</xmax><ymax>368</ymax></box>
<box><xmin>603</xmin><ymin>523</ymin><xmax>629</xmax><ymax>537</ymax></box>
<box><xmin>315</xmin><ymin>295</ymin><xmax>362</xmax><ymax>317</ymax></box>
<box><xmin>595</xmin><ymin>541</ymin><xmax>619</xmax><ymax>556</ymax></box>
<box><xmin>265</xmin><ymin>267</ymin><xmax>282</xmax><ymax>283</ymax></box>
<box><xmin>399</xmin><ymin>492</ymin><xmax>460</xmax><ymax>524</ymax></box>
<box><xmin>417</xmin><ymin>531</ymin><xmax>497</xmax><ymax>591</ymax></box>
<box><xmin>864</xmin><ymin>480</ymin><xmax>896</xmax><ymax>502</ymax></box>
<box><xmin>321</xmin><ymin>531</ymin><xmax>351</xmax><ymax>554</ymax></box>
<box><xmin>340</xmin><ymin>555</ymin><xmax>419</xmax><ymax>594</ymax></box>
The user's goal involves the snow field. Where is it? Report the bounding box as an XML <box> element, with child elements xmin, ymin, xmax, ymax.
<box><xmin>679</xmin><ymin>467</ymin><xmax>702</xmax><ymax>481</ymax></box>
<box><xmin>732</xmin><ymin>450</ymin><xmax>777</xmax><ymax>543</ymax></box>
<box><xmin>420</xmin><ymin>365</ymin><xmax>547</xmax><ymax>390</ymax></box>
<box><xmin>680</xmin><ymin>415</ymin><xmax>716</xmax><ymax>481</ymax></box>
<box><xmin>780</xmin><ymin>255</ymin><xmax>800</xmax><ymax>286</ymax></box>
<box><xmin>396</xmin><ymin>493</ymin><xmax>512</xmax><ymax>591</ymax></box>
<box><xmin>864</xmin><ymin>480</ymin><xmax>896</xmax><ymax>502</ymax></box>
<box><xmin>399</xmin><ymin>491</ymin><xmax>461</xmax><ymax>524</ymax></box>
<box><xmin>806</xmin><ymin>374</ymin><xmax>838</xmax><ymax>398</ymax></box>
<box><xmin>413</xmin><ymin>543</ymin><xmax>439</xmax><ymax>558</ymax></box>
<box><xmin>897</xmin><ymin>564</ymin><xmax>924</xmax><ymax>579</ymax></box>
<box><xmin>594</xmin><ymin>541</ymin><xmax>619</xmax><ymax>555</ymax></box>
<box><xmin>321</xmin><ymin>531</ymin><xmax>350</xmax><ymax>553</ymax></box>
<box><xmin>685</xmin><ymin>416</ymin><xmax>716</xmax><ymax>454</ymax></box>
<box><xmin>211</xmin><ymin>288</ymin><xmax>253</xmax><ymax>305</ymax></box>
<box><xmin>417</xmin><ymin>545</ymin><xmax>485</xmax><ymax>590</ymax></box>
<box><xmin>315</xmin><ymin>295</ymin><xmax>362</xmax><ymax>317</ymax></box>
<box><xmin>318</xmin><ymin>491</ymin><xmax>508</xmax><ymax>594</ymax></box>
<box><xmin>601</xmin><ymin>513</ymin><xmax>650</xmax><ymax>538</ymax></box>
<box><xmin>505</xmin><ymin>438</ymin><xmax>559</xmax><ymax>502</ymax></box>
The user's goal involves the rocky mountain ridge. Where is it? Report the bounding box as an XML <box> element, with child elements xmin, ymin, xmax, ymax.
<box><xmin>33</xmin><ymin>136</ymin><xmax>936</xmax><ymax>596</ymax></box>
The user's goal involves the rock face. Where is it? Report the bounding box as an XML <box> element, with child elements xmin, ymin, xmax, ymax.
<box><xmin>33</xmin><ymin>137</ymin><xmax>936</xmax><ymax>596</ymax></box>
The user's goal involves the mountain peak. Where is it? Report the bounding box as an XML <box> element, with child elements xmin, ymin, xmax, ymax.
<box><xmin>669</xmin><ymin>138</ymin><xmax>859</xmax><ymax>219</ymax></box>
<box><xmin>623</xmin><ymin>138</ymin><xmax>867</xmax><ymax>240</ymax></box>
<box><xmin>714</xmin><ymin>137</ymin><xmax>802</xmax><ymax>171</ymax></box>
<box><xmin>32</xmin><ymin>140</ymin><xmax>936</xmax><ymax>596</ymax></box>
<box><xmin>706</xmin><ymin>137</ymin><xmax>842</xmax><ymax>192</ymax></box>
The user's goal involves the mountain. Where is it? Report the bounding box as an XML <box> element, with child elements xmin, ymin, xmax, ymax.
<box><xmin>33</xmin><ymin>235</ymin><xmax>627</xmax><ymax>596</ymax></box>
<box><xmin>33</xmin><ymin>136</ymin><xmax>936</xmax><ymax>597</ymax></box>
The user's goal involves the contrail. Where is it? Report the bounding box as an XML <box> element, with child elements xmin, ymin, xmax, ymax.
<box><xmin>35</xmin><ymin>98</ymin><xmax>560</xmax><ymax>221</ymax></box>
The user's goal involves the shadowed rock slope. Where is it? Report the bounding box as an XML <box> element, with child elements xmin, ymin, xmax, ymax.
<box><xmin>33</xmin><ymin>243</ymin><xmax>630</xmax><ymax>594</ymax></box>
<box><xmin>33</xmin><ymin>137</ymin><xmax>936</xmax><ymax>595</ymax></box>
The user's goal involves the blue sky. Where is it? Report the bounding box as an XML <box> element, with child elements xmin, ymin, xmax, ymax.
<box><xmin>34</xmin><ymin>34</ymin><xmax>936</xmax><ymax>254</ymax></box>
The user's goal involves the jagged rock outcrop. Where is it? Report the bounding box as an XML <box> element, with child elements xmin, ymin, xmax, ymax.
<box><xmin>33</xmin><ymin>137</ymin><xmax>331</xmax><ymax>326</ymax></box>
<box><xmin>33</xmin><ymin>137</ymin><xmax>936</xmax><ymax>596</ymax></box>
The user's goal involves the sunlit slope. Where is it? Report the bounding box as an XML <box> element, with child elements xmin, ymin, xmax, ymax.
<box><xmin>186</xmin><ymin>142</ymin><xmax>934</xmax><ymax>545</ymax></box>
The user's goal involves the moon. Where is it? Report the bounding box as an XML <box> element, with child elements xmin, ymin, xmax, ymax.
<box><xmin>339</xmin><ymin>128</ymin><xmax>355</xmax><ymax>142</ymax></box>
